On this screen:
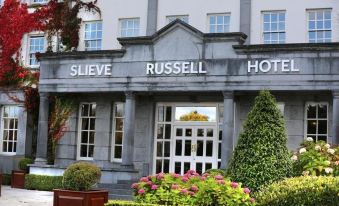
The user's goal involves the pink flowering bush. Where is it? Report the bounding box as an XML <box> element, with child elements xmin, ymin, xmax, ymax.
<box><xmin>132</xmin><ymin>170</ymin><xmax>255</xmax><ymax>206</ymax></box>
<box><xmin>291</xmin><ymin>138</ymin><xmax>339</xmax><ymax>177</ymax></box>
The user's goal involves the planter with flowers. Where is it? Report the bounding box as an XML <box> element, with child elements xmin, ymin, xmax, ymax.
<box><xmin>291</xmin><ymin>137</ymin><xmax>339</xmax><ymax>177</ymax></box>
<box><xmin>132</xmin><ymin>170</ymin><xmax>256</xmax><ymax>206</ymax></box>
<box><xmin>53</xmin><ymin>162</ymin><xmax>108</xmax><ymax>206</ymax></box>
<box><xmin>11</xmin><ymin>158</ymin><xmax>33</xmax><ymax>189</ymax></box>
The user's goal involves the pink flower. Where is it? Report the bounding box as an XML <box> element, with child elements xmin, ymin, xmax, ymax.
<box><xmin>180</xmin><ymin>189</ymin><xmax>188</xmax><ymax>194</ymax></box>
<box><xmin>200</xmin><ymin>176</ymin><xmax>207</xmax><ymax>181</ymax></box>
<box><xmin>146</xmin><ymin>181</ymin><xmax>153</xmax><ymax>186</ymax></box>
<box><xmin>231</xmin><ymin>182</ymin><xmax>238</xmax><ymax>188</ymax></box>
<box><xmin>189</xmin><ymin>191</ymin><xmax>195</xmax><ymax>196</ymax></box>
<box><xmin>214</xmin><ymin>175</ymin><xmax>224</xmax><ymax>180</ymax></box>
<box><xmin>171</xmin><ymin>184</ymin><xmax>179</xmax><ymax>190</ymax></box>
<box><xmin>244</xmin><ymin>188</ymin><xmax>251</xmax><ymax>194</ymax></box>
<box><xmin>151</xmin><ymin>185</ymin><xmax>158</xmax><ymax>190</ymax></box>
<box><xmin>190</xmin><ymin>185</ymin><xmax>198</xmax><ymax>192</ymax></box>
<box><xmin>187</xmin><ymin>170</ymin><xmax>195</xmax><ymax>174</ymax></box>
<box><xmin>138</xmin><ymin>188</ymin><xmax>145</xmax><ymax>195</ymax></box>
<box><xmin>157</xmin><ymin>173</ymin><xmax>165</xmax><ymax>180</ymax></box>
<box><xmin>182</xmin><ymin>177</ymin><xmax>189</xmax><ymax>182</ymax></box>
<box><xmin>172</xmin><ymin>173</ymin><xmax>180</xmax><ymax>178</ymax></box>
<box><xmin>217</xmin><ymin>180</ymin><xmax>225</xmax><ymax>185</ymax></box>
<box><xmin>131</xmin><ymin>183</ymin><xmax>139</xmax><ymax>189</ymax></box>
<box><xmin>140</xmin><ymin>177</ymin><xmax>148</xmax><ymax>182</ymax></box>
<box><xmin>250</xmin><ymin>198</ymin><xmax>255</xmax><ymax>203</ymax></box>
<box><xmin>203</xmin><ymin>173</ymin><xmax>209</xmax><ymax>177</ymax></box>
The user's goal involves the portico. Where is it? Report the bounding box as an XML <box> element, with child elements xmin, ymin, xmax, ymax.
<box><xmin>32</xmin><ymin>20</ymin><xmax>339</xmax><ymax>183</ymax></box>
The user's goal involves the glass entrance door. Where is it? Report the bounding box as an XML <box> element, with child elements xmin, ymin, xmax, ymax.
<box><xmin>172</xmin><ymin>125</ymin><xmax>218</xmax><ymax>175</ymax></box>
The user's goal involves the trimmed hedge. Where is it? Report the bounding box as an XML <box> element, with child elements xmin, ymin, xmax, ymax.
<box><xmin>105</xmin><ymin>200</ymin><xmax>162</xmax><ymax>206</ymax></box>
<box><xmin>1</xmin><ymin>173</ymin><xmax>11</xmax><ymax>185</ymax></box>
<box><xmin>255</xmin><ymin>176</ymin><xmax>339</xmax><ymax>206</ymax></box>
<box><xmin>25</xmin><ymin>174</ymin><xmax>63</xmax><ymax>191</ymax></box>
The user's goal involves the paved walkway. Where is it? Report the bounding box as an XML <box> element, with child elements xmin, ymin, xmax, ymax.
<box><xmin>0</xmin><ymin>186</ymin><xmax>53</xmax><ymax>206</ymax></box>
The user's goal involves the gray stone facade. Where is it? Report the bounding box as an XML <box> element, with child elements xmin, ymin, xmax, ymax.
<box><xmin>31</xmin><ymin>20</ymin><xmax>339</xmax><ymax>183</ymax></box>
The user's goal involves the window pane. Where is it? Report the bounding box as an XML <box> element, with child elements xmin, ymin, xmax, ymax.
<box><xmin>307</xmin><ymin>105</ymin><xmax>317</xmax><ymax>118</ymax></box>
<box><xmin>175</xmin><ymin>107</ymin><xmax>216</xmax><ymax>122</ymax></box>
<box><xmin>307</xmin><ymin>120</ymin><xmax>317</xmax><ymax>134</ymax></box>
<box><xmin>318</xmin><ymin>120</ymin><xmax>327</xmax><ymax>134</ymax></box>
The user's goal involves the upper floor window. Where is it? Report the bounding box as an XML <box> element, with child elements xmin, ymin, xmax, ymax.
<box><xmin>120</xmin><ymin>18</ymin><xmax>140</xmax><ymax>37</ymax></box>
<box><xmin>1</xmin><ymin>106</ymin><xmax>19</xmax><ymax>154</ymax></box>
<box><xmin>308</xmin><ymin>10</ymin><xmax>332</xmax><ymax>43</ymax></box>
<box><xmin>32</xmin><ymin>0</ymin><xmax>48</xmax><ymax>4</ymax></box>
<box><xmin>167</xmin><ymin>15</ymin><xmax>189</xmax><ymax>24</ymax></box>
<box><xmin>29</xmin><ymin>36</ymin><xmax>45</xmax><ymax>67</ymax></box>
<box><xmin>84</xmin><ymin>21</ymin><xmax>102</xmax><ymax>51</ymax></box>
<box><xmin>305</xmin><ymin>103</ymin><xmax>328</xmax><ymax>142</ymax></box>
<box><xmin>263</xmin><ymin>11</ymin><xmax>286</xmax><ymax>44</ymax></box>
<box><xmin>112</xmin><ymin>102</ymin><xmax>125</xmax><ymax>161</ymax></box>
<box><xmin>208</xmin><ymin>14</ymin><xmax>230</xmax><ymax>33</ymax></box>
<box><xmin>78</xmin><ymin>103</ymin><xmax>96</xmax><ymax>160</ymax></box>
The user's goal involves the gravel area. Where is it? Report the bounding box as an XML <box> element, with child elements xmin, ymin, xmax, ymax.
<box><xmin>0</xmin><ymin>186</ymin><xmax>53</xmax><ymax>206</ymax></box>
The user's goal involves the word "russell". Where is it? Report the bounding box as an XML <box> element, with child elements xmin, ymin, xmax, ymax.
<box><xmin>146</xmin><ymin>62</ymin><xmax>206</xmax><ymax>75</ymax></box>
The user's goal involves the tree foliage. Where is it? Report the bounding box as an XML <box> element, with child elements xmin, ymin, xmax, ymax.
<box><xmin>227</xmin><ymin>90</ymin><xmax>292</xmax><ymax>191</ymax></box>
<box><xmin>180</xmin><ymin>111</ymin><xmax>209</xmax><ymax>121</ymax></box>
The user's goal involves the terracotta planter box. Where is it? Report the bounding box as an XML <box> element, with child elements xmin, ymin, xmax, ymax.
<box><xmin>11</xmin><ymin>170</ymin><xmax>26</xmax><ymax>189</ymax></box>
<box><xmin>53</xmin><ymin>189</ymin><xmax>108</xmax><ymax>206</ymax></box>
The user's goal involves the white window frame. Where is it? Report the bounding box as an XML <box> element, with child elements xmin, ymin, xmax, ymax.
<box><xmin>207</xmin><ymin>13</ymin><xmax>231</xmax><ymax>33</ymax></box>
<box><xmin>28</xmin><ymin>35</ymin><xmax>45</xmax><ymax>68</ymax></box>
<box><xmin>84</xmin><ymin>21</ymin><xmax>103</xmax><ymax>51</ymax></box>
<box><xmin>119</xmin><ymin>18</ymin><xmax>140</xmax><ymax>37</ymax></box>
<box><xmin>0</xmin><ymin>105</ymin><xmax>20</xmax><ymax>155</ymax></box>
<box><xmin>77</xmin><ymin>102</ymin><xmax>96</xmax><ymax>161</ymax></box>
<box><xmin>31</xmin><ymin>0</ymin><xmax>48</xmax><ymax>4</ymax></box>
<box><xmin>307</xmin><ymin>9</ymin><xmax>332</xmax><ymax>43</ymax></box>
<box><xmin>304</xmin><ymin>102</ymin><xmax>329</xmax><ymax>142</ymax></box>
<box><xmin>262</xmin><ymin>11</ymin><xmax>286</xmax><ymax>44</ymax></box>
<box><xmin>166</xmin><ymin>15</ymin><xmax>189</xmax><ymax>24</ymax></box>
<box><xmin>111</xmin><ymin>102</ymin><xmax>125</xmax><ymax>162</ymax></box>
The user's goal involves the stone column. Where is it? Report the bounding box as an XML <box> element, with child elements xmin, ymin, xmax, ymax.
<box><xmin>332</xmin><ymin>91</ymin><xmax>339</xmax><ymax>144</ymax></box>
<box><xmin>220</xmin><ymin>91</ymin><xmax>234</xmax><ymax>169</ymax></box>
<box><xmin>34</xmin><ymin>93</ymin><xmax>49</xmax><ymax>165</ymax></box>
<box><xmin>121</xmin><ymin>92</ymin><xmax>136</xmax><ymax>168</ymax></box>
<box><xmin>146</xmin><ymin>0</ymin><xmax>158</xmax><ymax>35</ymax></box>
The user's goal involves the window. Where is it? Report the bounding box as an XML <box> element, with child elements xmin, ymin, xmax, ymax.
<box><xmin>29</xmin><ymin>36</ymin><xmax>45</xmax><ymax>67</ymax></box>
<box><xmin>78</xmin><ymin>103</ymin><xmax>96</xmax><ymax>159</ymax></box>
<box><xmin>167</xmin><ymin>15</ymin><xmax>189</xmax><ymax>24</ymax></box>
<box><xmin>217</xmin><ymin>105</ymin><xmax>223</xmax><ymax>168</ymax></box>
<box><xmin>32</xmin><ymin>0</ymin><xmax>48</xmax><ymax>4</ymax></box>
<box><xmin>112</xmin><ymin>102</ymin><xmax>125</xmax><ymax>161</ymax></box>
<box><xmin>208</xmin><ymin>14</ymin><xmax>230</xmax><ymax>33</ymax></box>
<box><xmin>1</xmin><ymin>106</ymin><xmax>19</xmax><ymax>154</ymax></box>
<box><xmin>84</xmin><ymin>21</ymin><xmax>102</xmax><ymax>51</ymax></box>
<box><xmin>308</xmin><ymin>10</ymin><xmax>332</xmax><ymax>43</ymax></box>
<box><xmin>305</xmin><ymin>103</ymin><xmax>328</xmax><ymax>142</ymax></box>
<box><xmin>175</xmin><ymin>106</ymin><xmax>217</xmax><ymax>122</ymax></box>
<box><xmin>120</xmin><ymin>18</ymin><xmax>140</xmax><ymax>37</ymax></box>
<box><xmin>263</xmin><ymin>11</ymin><xmax>285</xmax><ymax>44</ymax></box>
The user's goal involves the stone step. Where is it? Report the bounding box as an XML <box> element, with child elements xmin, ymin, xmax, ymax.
<box><xmin>109</xmin><ymin>194</ymin><xmax>134</xmax><ymax>201</ymax></box>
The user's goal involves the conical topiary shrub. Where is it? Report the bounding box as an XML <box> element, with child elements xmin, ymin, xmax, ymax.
<box><xmin>227</xmin><ymin>90</ymin><xmax>292</xmax><ymax>191</ymax></box>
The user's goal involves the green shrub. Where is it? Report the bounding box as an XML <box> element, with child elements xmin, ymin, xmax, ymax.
<box><xmin>63</xmin><ymin>162</ymin><xmax>101</xmax><ymax>191</ymax></box>
<box><xmin>105</xmin><ymin>200</ymin><xmax>162</xmax><ymax>206</ymax></box>
<box><xmin>25</xmin><ymin>174</ymin><xmax>63</xmax><ymax>191</ymax></box>
<box><xmin>203</xmin><ymin>169</ymin><xmax>227</xmax><ymax>177</ymax></box>
<box><xmin>227</xmin><ymin>90</ymin><xmax>292</xmax><ymax>191</ymax></box>
<box><xmin>133</xmin><ymin>171</ymin><xmax>255</xmax><ymax>206</ymax></box>
<box><xmin>255</xmin><ymin>176</ymin><xmax>339</xmax><ymax>206</ymax></box>
<box><xmin>291</xmin><ymin>138</ymin><xmax>339</xmax><ymax>177</ymax></box>
<box><xmin>1</xmin><ymin>174</ymin><xmax>11</xmax><ymax>185</ymax></box>
<box><xmin>19</xmin><ymin>158</ymin><xmax>34</xmax><ymax>172</ymax></box>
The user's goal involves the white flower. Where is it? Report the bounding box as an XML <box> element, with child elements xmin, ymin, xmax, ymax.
<box><xmin>327</xmin><ymin>149</ymin><xmax>335</xmax><ymax>155</ymax></box>
<box><xmin>315</xmin><ymin>145</ymin><xmax>321</xmax><ymax>151</ymax></box>
<box><xmin>302</xmin><ymin>171</ymin><xmax>310</xmax><ymax>176</ymax></box>
<box><xmin>291</xmin><ymin>155</ymin><xmax>298</xmax><ymax>161</ymax></box>
<box><xmin>325</xmin><ymin>144</ymin><xmax>331</xmax><ymax>149</ymax></box>
<box><xmin>299</xmin><ymin>148</ymin><xmax>307</xmax><ymax>154</ymax></box>
<box><xmin>325</xmin><ymin>161</ymin><xmax>331</xmax><ymax>165</ymax></box>
<box><xmin>306</xmin><ymin>137</ymin><xmax>314</xmax><ymax>142</ymax></box>
<box><xmin>324</xmin><ymin>167</ymin><xmax>333</xmax><ymax>174</ymax></box>
<box><xmin>31</xmin><ymin>84</ymin><xmax>37</xmax><ymax>89</ymax></box>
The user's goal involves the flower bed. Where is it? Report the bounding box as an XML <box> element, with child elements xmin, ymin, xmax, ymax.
<box><xmin>132</xmin><ymin>170</ymin><xmax>255</xmax><ymax>206</ymax></box>
<box><xmin>291</xmin><ymin>137</ymin><xmax>339</xmax><ymax>176</ymax></box>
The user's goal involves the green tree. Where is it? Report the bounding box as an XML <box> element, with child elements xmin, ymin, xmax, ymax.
<box><xmin>227</xmin><ymin>90</ymin><xmax>292</xmax><ymax>191</ymax></box>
